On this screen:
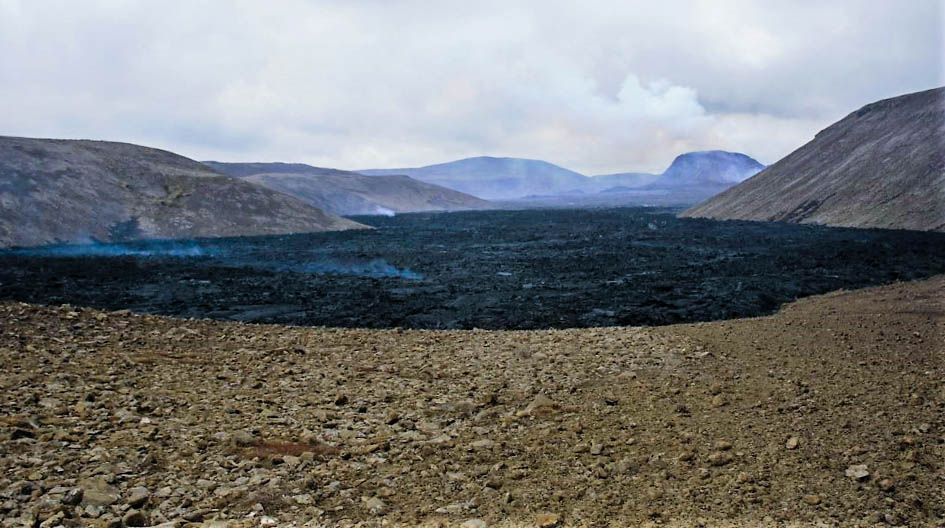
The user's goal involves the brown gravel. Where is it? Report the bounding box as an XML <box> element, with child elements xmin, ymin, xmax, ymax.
<box><xmin>0</xmin><ymin>276</ymin><xmax>942</xmax><ymax>527</ymax></box>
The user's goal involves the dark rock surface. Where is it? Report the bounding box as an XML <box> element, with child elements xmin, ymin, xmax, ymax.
<box><xmin>2</xmin><ymin>207</ymin><xmax>945</xmax><ymax>329</ymax></box>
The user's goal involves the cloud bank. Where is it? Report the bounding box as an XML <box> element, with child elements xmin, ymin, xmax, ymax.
<box><xmin>0</xmin><ymin>0</ymin><xmax>942</xmax><ymax>174</ymax></box>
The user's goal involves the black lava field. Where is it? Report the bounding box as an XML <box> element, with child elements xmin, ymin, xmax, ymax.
<box><xmin>3</xmin><ymin>207</ymin><xmax>945</xmax><ymax>330</ymax></box>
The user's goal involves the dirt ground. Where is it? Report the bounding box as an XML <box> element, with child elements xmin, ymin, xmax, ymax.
<box><xmin>0</xmin><ymin>276</ymin><xmax>942</xmax><ymax>527</ymax></box>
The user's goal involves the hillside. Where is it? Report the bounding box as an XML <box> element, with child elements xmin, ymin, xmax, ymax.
<box><xmin>682</xmin><ymin>87</ymin><xmax>945</xmax><ymax>231</ymax></box>
<box><xmin>0</xmin><ymin>137</ymin><xmax>365</xmax><ymax>248</ymax></box>
<box><xmin>204</xmin><ymin>162</ymin><xmax>489</xmax><ymax>216</ymax></box>
<box><xmin>360</xmin><ymin>156</ymin><xmax>590</xmax><ymax>200</ymax></box>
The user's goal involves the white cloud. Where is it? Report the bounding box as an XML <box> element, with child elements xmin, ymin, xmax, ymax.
<box><xmin>0</xmin><ymin>0</ymin><xmax>941</xmax><ymax>174</ymax></box>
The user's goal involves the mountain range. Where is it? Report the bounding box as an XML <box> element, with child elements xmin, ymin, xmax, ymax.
<box><xmin>0</xmin><ymin>135</ymin><xmax>766</xmax><ymax>249</ymax></box>
<box><xmin>360</xmin><ymin>156</ymin><xmax>590</xmax><ymax>200</ymax></box>
<box><xmin>361</xmin><ymin>150</ymin><xmax>763</xmax><ymax>202</ymax></box>
<box><xmin>0</xmin><ymin>137</ymin><xmax>365</xmax><ymax>248</ymax></box>
<box><xmin>204</xmin><ymin>162</ymin><xmax>489</xmax><ymax>216</ymax></box>
<box><xmin>586</xmin><ymin>171</ymin><xmax>661</xmax><ymax>191</ymax></box>
<box><xmin>7</xmin><ymin>87</ymin><xmax>935</xmax><ymax>249</ymax></box>
<box><xmin>683</xmin><ymin>87</ymin><xmax>945</xmax><ymax>232</ymax></box>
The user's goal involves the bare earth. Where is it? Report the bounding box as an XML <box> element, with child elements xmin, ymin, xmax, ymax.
<box><xmin>1</xmin><ymin>277</ymin><xmax>943</xmax><ymax>527</ymax></box>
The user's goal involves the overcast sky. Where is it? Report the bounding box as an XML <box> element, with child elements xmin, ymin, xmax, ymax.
<box><xmin>1</xmin><ymin>0</ymin><xmax>942</xmax><ymax>174</ymax></box>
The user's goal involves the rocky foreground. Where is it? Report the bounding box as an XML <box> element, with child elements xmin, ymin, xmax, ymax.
<box><xmin>0</xmin><ymin>277</ymin><xmax>943</xmax><ymax>527</ymax></box>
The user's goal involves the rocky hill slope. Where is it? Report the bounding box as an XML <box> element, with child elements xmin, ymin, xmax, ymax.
<box><xmin>0</xmin><ymin>137</ymin><xmax>365</xmax><ymax>248</ymax></box>
<box><xmin>682</xmin><ymin>87</ymin><xmax>945</xmax><ymax>231</ymax></box>
<box><xmin>204</xmin><ymin>162</ymin><xmax>489</xmax><ymax>216</ymax></box>
<box><xmin>1</xmin><ymin>276</ymin><xmax>942</xmax><ymax>526</ymax></box>
<box><xmin>360</xmin><ymin>156</ymin><xmax>590</xmax><ymax>200</ymax></box>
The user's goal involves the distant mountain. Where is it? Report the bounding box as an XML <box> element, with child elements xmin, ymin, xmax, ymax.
<box><xmin>587</xmin><ymin>171</ymin><xmax>660</xmax><ymax>191</ymax></box>
<box><xmin>682</xmin><ymin>87</ymin><xmax>945</xmax><ymax>232</ymax></box>
<box><xmin>647</xmin><ymin>151</ymin><xmax>764</xmax><ymax>189</ymax></box>
<box><xmin>0</xmin><ymin>137</ymin><xmax>365</xmax><ymax>248</ymax></box>
<box><xmin>204</xmin><ymin>162</ymin><xmax>489</xmax><ymax>216</ymax></box>
<box><xmin>557</xmin><ymin>151</ymin><xmax>763</xmax><ymax>206</ymax></box>
<box><xmin>360</xmin><ymin>156</ymin><xmax>590</xmax><ymax>200</ymax></box>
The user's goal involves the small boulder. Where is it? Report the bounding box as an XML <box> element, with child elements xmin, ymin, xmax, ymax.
<box><xmin>232</xmin><ymin>430</ymin><xmax>256</xmax><ymax>447</ymax></box>
<box><xmin>878</xmin><ymin>478</ymin><xmax>895</xmax><ymax>492</ymax></box>
<box><xmin>845</xmin><ymin>464</ymin><xmax>870</xmax><ymax>481</ymax></box>
<box><xmin>469</xmin><ymin>439</ymin><xmax>495</xmax><ymax>450</ymax></box>
<box><xmin>535</xmin><ymin>512</ymin><xmax>560</xmax><ymax>527</ymax></box>
<box><xmin>78</xmin><ymin>478</ymin><xmax>119</xmax><ymax>507</ymax></box>
<box><xmin>125</xmin><ymin>487</ymin><xmax>150</xmax><ymax>509</ymax></box>
<box><xmin>122</xmin><ymin>510</ymin><xmax>149</xmax><ymax>527</ymax></box>
<box><xmin>708</xmin><ymin>452</ymin><xmax>732</xmax><ymax>466</ymax></box>
<box><xmin>364</xmin><ymin>496</ymin><xmax>387</xmax><ymax>515</ymax></box>
<box><xmin>519</xmin><ymin>394</ymin><xmax>557</xmax><ymax>416</ymax></box>
<box><xmin>62</xmin><ymin>488</ymin><xmax>84</xmax><ymax>506</ymax></box>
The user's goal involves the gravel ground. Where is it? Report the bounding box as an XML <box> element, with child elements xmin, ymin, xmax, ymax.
<box><xmin>0</xmin><ymin>276</ymin><xmax>942</xmax><ymax>527</ymax></box>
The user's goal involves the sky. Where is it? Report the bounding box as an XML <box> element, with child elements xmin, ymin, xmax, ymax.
<box><xmin>0</xmin><ymin>0</ymin><xmax>942</xmax><ymax>175</ymax></box>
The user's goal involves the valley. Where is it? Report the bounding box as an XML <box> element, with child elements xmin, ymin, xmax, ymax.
<box><xmin>2</xmin><ymin>2</ymin><xmax>942</xmax><ymax>528</ymax></box>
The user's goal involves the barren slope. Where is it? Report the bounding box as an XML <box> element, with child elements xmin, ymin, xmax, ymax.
<box><xmin>682</xmin><ymin>87</ymin><xmax>945</xmax><ymax>231</ymax></box>
<box><xmin>1</xmin><ymin>277</ymin><xmax>942</xmax><ymax>526</ymax></box>
<box><xmin>0</xmin><ymin>137</ymin><xmax>365</xmax><ymax>248</ymax></box>
<box><xmin>203</xmin><ymin>162</ymin><xmax>489</xmax><ymax>216</ymax></box>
